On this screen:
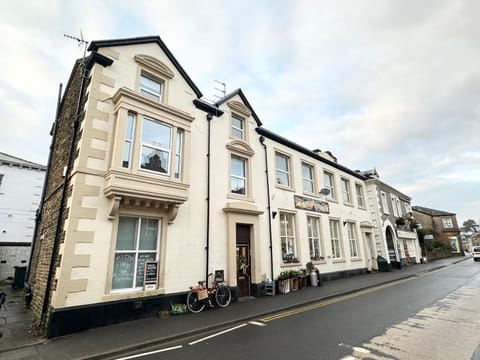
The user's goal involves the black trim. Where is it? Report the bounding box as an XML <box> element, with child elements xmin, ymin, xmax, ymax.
<box><xmin>193</xmin><ymin>99</ymin><xmax>224</xmax><ymax>116</ymax></box>
<box><xmin>215</xmin><ymin>88</ymin><xmax>262</xmax><ymax>126</ymax></box>
<box><xmin>256</xmin><ymin>127</ymin><xmax>367</xmax><ymax>180</ymax></box>
<box><xmin>88</xmin><ymin>36</ymin><xmax>203</xmax><ymax>98</ymax></box>
<box><xmin>0</xmin><ymin>242</ymin><xmax>31</xmax><ymax>247</ymax></box>
<box><xmin>85</xmin><ymin>52</ymin><xmax>114</xmax><ymax>69</ymax></box>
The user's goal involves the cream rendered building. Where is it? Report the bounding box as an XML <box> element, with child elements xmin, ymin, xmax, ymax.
<box><xmin>30</xmin><ymin>36</ymin><xmax>380</xmax><ymax>337</ymax></box>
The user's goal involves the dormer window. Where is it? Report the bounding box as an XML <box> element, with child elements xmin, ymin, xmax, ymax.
<box><xmin>140</xmin><ymin>73</ymin><xmax>163</xmax><ymax>101</ymax></box>
<box><xmin>231</xmin><ymin>115</ymin><xmax>244</xmax><ymax>140</ymax></box>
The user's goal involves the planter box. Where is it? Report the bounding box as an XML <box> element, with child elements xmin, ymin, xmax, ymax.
<box><xmin>289</xmin><ymin>278</ymin><xmax>298</xmax><ymax>291</ymax></box>
<box><xmin>278</xmin><ymin>279</ymin><xmax>290</xmax><ymax>294</ymax></box>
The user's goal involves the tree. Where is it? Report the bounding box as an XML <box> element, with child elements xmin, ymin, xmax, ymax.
<box><xmin>462</xmin><ymin>219</ymin><xmax>479</xmax><ymax>233</ymax></box>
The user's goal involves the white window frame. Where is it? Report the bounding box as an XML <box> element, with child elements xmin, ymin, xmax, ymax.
<box><xmin>329</xmin><ymin>219</ymin><xmax>342</xmax><ymax>259</ymax></box>
<box><xmin>230</xmin><ymin>155</ymin><xmax>247</xmax><ymax>196</ymax></box>
<box><xmin>341</xmin><ymin>178</ymin><xmax>352</xmax><ymax>205</ymax></box>
<box><xmin>381</xmin><ymin>191</ymin><xmax>390</xmax><ymax>214</ymax></box>
<box><xmin>275</xmin><ymin>153</ymin><xmax>291</xmax><ymax>187</ymax></box>
<box><xmin>355</xmin><ymin>183</ymin><xmax>365</xmax><ymax>208</ymax></box>
<box><xmin>122</xmin><ymin>113</ymin><xmax>135</xmax><ymax>169</ymax></box>
<box><xmin>111</xmin><ymin>216</ymin><xmax>161</xmax><ymax>292</ymax></box>
<box><xmin>140</xmin><ymin>117</ymin><xmax>172</xmax><ymax>176</ymax></box>
<box><xmin>174</xmin><ymin>129</ymin><xmax>183</xmax><ymax>179</ymax></box>
<box><xmin>307</xmin><ymin>216</ymin><xmax>323</xmax><ymax>261</ymax></box>
<box><xmin>140</xmin><ymin>73</ymin><xmax>163</xmax><ymax>101</ymax></box>
<box><xmin>280</xmin><ymin>212</ymin><xmax>297</xmax><ymax>262</ymax></box>
<box><xmin>391</xmin><ymin>195</ymin><xmax>399</xmax><ymax>217</ymax></box>
<box><xmin>302</xmin><ymin>163</ymin><xmax>315</xmax><ymax>194</ymax></box>
<box><xmin>442</xmin><ymin>217</ymin><xmax>453</xmax><ymax>229</ymax></box>
<box><xmin>323</xmin><ymin>171</ymin><xmax>336</xmax><ymax>200</ymax></box>
<box><xmin>347</xmin><ymin>222</ymin><xmax>358</xmax><ymax>258</ymax></box>
<box><xmin>231</xmin><ymin>115</ymin><xmax>245</xmax><ymax>140</ymax></box>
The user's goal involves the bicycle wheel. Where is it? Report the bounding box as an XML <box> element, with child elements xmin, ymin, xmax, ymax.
<box><xmin>187</xmin><ymin>291</ymin><xmax>205</xmax><ymax>313</ymax></box>
<box><xmin>215</xmin><ymin>285</ymin><xmax>231</xmax><ymax>308</ymax></box>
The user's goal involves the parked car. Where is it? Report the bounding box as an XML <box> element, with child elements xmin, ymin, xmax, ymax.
<box><xmin>472</xmin><ymin>246</ymin><xmax>480</xmax><ymax>261</ymax></box>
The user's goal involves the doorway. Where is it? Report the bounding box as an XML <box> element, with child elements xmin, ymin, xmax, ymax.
<box><xmin>236</xmin><ymin>224</ymin><xmax>251</xmax><ymax>298</ymax></box>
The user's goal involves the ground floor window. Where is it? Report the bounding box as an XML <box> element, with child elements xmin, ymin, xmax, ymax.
<box><xmin>329</xmin><ymin>219</ymin><xmax>342</xmax><ymax>259</ymax></box>
<box><xmin>280</xmin><ymin>212</ymin><xmax>297</xmax><ymax>262</ymax></box>
<box><xmin>112</xmin><ymin>216</ymin><xmax>161</xmax><ymax>290</ymax></box>
<box><xmin>307</xmin><ymin>216</ymin><xmax>323</xmax><ymax>260</ymax></box>
<box><xmin>347</xmin><ymin>222</ymin><xmax>358</xmax><ymax>257</ymax></box>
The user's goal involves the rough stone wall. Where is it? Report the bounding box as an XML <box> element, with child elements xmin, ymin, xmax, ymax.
<box><xmin>28</xmin><ymin>60</ymin><xmax>84</xmax><ymax>322</ymax></box>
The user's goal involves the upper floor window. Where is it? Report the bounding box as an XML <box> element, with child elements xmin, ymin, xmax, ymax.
<box><xmin>231</xmin><ymin>115</ymin><xmax>244</xmax><ymax>140</ymax></box>
<box><xmin>442</xmin><ymin>217</ymin><xmax>453</xmax><ymax>229</ymax></box>
<box><xmin>302</xmin><ymin>163</ymin><xmax>314</xmax><ymax>193</ymax></box>
<box><xmin>122</xmin><ymin>113</ymin><xmax>136</xmax><ymax>168</ymax></box>
<box><xmin>276</xmin><ymin>153</ymin><xmax>291</xmax><ymax>187</ymax></box>
<box><xmin>112</xmin><ymin>216</ymin><xmax>160</xmax><ymax>291</ymax></box>
<box><xmin>341</xmin><ymin>178</ymin><xmax>351</xmax><ymax>205</ymax></box>
<box><xmin>381</xmin><ymin>191</ymin><xmax>389</xmax><ymax>214</ymax></box>
<box><xmin>140</xmin><ymin>118</ymin><xmax>171</xmax><ymax>175</ymax></box>
<box><xmin>355</xmin><ymin>183</ymin><xmax>365</xmax><ymax>208</ymax></box>
<box><xmin>0</xmin><ymin>174</ymin><xmax>4</xmax><ymax>191</ymax></box>
<box><xmin>323</xmin><ymin>171</ymin><xmax>335</xmax><ymax>200</ymax></box>
<box><xmin>231</xmin><ymin>155</ymin><xmax>247</xmax><ymax>195</ymax></box>
<box><xmin>140</xmin><ymin>73</ymin><xmax>163</xmax><ymax>101</ymax></box>
<box><xmin>174</xmin><ymin>129</ymin><xmax>183</xmax><ymax>179</ymax></box>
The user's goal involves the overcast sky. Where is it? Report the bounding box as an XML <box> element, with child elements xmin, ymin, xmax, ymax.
<box><xmin>1</xmin><ymin>0</ymin><xmax>478</xmax><ymax>224</ymax></box>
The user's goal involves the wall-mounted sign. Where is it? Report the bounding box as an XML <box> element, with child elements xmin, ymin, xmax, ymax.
<box><xmin>144</xmin><ymin>261</ymin><xmax>158</xmax><ymax>290</ymax></box>
<box><xmin>294</xmin><ymin>195</ymin><xmax>329</xmax><ymax>214</ymax></box>
<box><xmin>397</xmin><ymin>230</ymin><xmax>417</xmax><ymax>239</ymax></box>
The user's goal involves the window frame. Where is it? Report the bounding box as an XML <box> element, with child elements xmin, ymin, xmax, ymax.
<box><xmin>122</xmin><ymin>113</ymin><xmax>136</xmax><ymax>169</ymax></box>
<box><xmin>381</xmin><ymin>191</ymin><xmax>390</xmax><ymax>215</ymax></box>
<box><xmin>139</xmin><ymin>116</ymin><xmax>173</xmax><ymax>176</ymax></box>
<box><xmin>275</xmin><ymin>152</ymin><xmax>292</xmax><ymax>189</ymax></box>
<box><xmin>302</xmin><ymin>162</ymin><xmax>315</xmax><ymax>194</ymax></box>
<box><xmin>323</xmin><ymin>171</ymin><xmax>336</xmax><ymax>201</ymax></box>
<box><xmin>442</xmin><ymin>217</ymin><xmax>453</xmax><ymax>229</ymax></box>
<box><xmin>307</xmin><ymin>215</ymin><xmax>323</xmax><ymax>261</ymax></box>
<box><xmin>111</xmin><ymin>216</ymin><xmax>161</xmax><ymax>292</ymax></box>
<box><xmin>231</xmin><ymin>114</ymin><xmax>245</xmax><ymax>140</ymax></box>
<box><xmin>329</xmin><ymin>219</ymin><xmax>343</xmax><ymax>259</ymax></box>
<box><xmin>279</xmin><ymin>212</ymin><xmax>298</xmax><ymax>263</ymax></box>
<box><xmin>355</xmin><ymin>183</ymin><xmax>365</xmax><ymax>208</ymax></box>
<box><xmin>341</xmin><ymin>178</ymin><xmax>352</xmax><ymax>205</ymax></box>
<box><xmin>230</xmin><ymin>154</ymin><xmax>248</xmax><ymax>196</ymax></box>
<box><xmin>139</xmin><ymin>72</ymin><xmax>163</xmax><ymax>101</ymax></box>
<box><xmin>346</xmin><ymin>222</ymin><xmax>359</xmax><ymax>258</ymax></box>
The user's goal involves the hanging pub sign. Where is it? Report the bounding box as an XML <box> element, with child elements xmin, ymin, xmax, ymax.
<box><xmin>144</xmin><ymin>261</ymin><xmax>158</xmax><ymax>291</ymax></box>
<box><xmin>294</xmin><ymin>195</ymin><xmax>329</xmax><ymax>214</ymax></box>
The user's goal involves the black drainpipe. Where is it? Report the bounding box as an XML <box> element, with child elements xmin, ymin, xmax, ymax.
<box><xmin>40</xmin><ymin>60</ymin><xmax>89</xmax><ymax>327</ymax></box>
<box><xmin>205</xmin><ymin>113</ymin><xmax>213</xmax><ymax>285</ymax></box>
<box><xmin>259</xmin><ymin>136</ymin><xmax>274</xmax><ymax>280</ymax></box>
<box><xmin>27</xmin><ymin>83</ymin><xmax>63</xmax><ymax>285</ymax></box>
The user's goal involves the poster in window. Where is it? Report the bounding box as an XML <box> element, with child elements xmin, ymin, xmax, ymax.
<box><xmin>136</xmin><ymin>253</ymin><xmax>156</xmax><ymax>287</ymax></box>
<box><xmin>144</xmin><ymin>261</ymin><xmax>158</xmax><ymax>290</ymax></box>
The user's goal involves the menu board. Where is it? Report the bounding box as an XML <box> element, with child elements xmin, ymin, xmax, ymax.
<box><xmin>144</xmin><ymin>261</ymin><xmax>158</xmax><ymax>286</ymax></box>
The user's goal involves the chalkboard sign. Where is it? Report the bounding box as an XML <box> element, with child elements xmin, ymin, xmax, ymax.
<box><xmin>144</xmin><ymin>261</ymin><xmax>158</xmax><ymax>287</ymax></box>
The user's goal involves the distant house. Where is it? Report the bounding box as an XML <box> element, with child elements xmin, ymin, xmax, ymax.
<box><xmin>412</xmin><ymin>206</ymin><xmax>463</xmax><ymax>257</ymax></box>
<box><xmin>0</xmin><ymin>152</ymin><xmax>46</xmax><ymax>282</ymax></box>
<box><xmin>362</xmin><ymin>169</ymin><xmax>421</xmax><ymax>270</ymax></box>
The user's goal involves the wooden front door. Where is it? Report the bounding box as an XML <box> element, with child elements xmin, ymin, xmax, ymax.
<box><xmin>236</xmin><ymin>224</ymin><xmax>251</xmax><ymax>298</ymax></box>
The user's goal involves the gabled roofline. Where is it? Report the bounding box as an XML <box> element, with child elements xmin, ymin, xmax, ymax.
<box><xmin>256</xmin><ymin>127</ymin><xmax>366</xmax><ymax>180</ymax></box>
<box><xmin>215</xmin><ymin>88</ymin><xmax>262</xmax><ymax>126</ymax></box>
<box><xmin>412</xmin><ymin>205</ymin><xmax>456</xmax><ymax>217</ymax></box>
<box><xmin>88</xmin><ymin>36</ymin><xmax>203</xmax><ymax>98</ymax></box>
<box><xmin>365</xmin><ymin>178</ymin><xmax>411</xmax><ymax>202</ymax></box>
<box><xmin>0</xmin><ymin>152</ymin><xmax>46</xmax><ymax>170</ymax></box>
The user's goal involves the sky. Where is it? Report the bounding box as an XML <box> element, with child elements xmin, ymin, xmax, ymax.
<box><xmin>1</xmin><ymin>0</ymin><xmax>479</xmax><ymax>225</ymax></box>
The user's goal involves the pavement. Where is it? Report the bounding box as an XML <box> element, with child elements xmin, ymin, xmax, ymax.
<box><xmin>0</xmin><ymin>256</ymin><xmax>471</xmax><ymax>360</ymax></box>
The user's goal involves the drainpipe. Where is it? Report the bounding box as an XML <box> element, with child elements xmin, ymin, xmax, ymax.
<box><xmin>27</xmin><ymin>83</ymin><xmax>63</xmax><ymax>285</ymax></box>
<box><xmin>205</xmin><ymin>113</ymin><xmax>213</xmax><ymax>285</ymax></box>
<box><xmin>40</xmin><ymin>60</ymin><xmax>89</xmax><ymax>327</ymax></box>
<box><xmin>259</xmin><ymin>136</ymin><xmax>274</xmax><ymax>280</ymax></box>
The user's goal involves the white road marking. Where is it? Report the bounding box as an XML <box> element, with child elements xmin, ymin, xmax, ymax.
<box><xmin>114</xmin><ymin>345</ymin><xmax>183</xmax><ymax>360</ymax></box>
<box><xmin>248</xmin><ymin>320</ymin><xmax>267</xmax><ymax>327</ymax></box>
<box><xmin>188</xmin><ymin>323</ymin><xmax>248</xmax><ymax>345</ymax></box>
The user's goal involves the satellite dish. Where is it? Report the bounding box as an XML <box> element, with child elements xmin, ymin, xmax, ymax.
<box><xmin>319</xmin><ymin>188</ymin><xmax>331</xmax><ymax>196</ymax></box>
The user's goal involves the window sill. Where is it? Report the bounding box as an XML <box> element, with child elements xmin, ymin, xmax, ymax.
<box><xmin>280</xmin><ymin>262</ymin><xmax>301</xmax><ymax>268</ymax></box>
<box><xmin>350</xmin><ymin>258</ymin><xmax>363</xmax><ymax>262</ymax></box>
<box><xmin>303</xmin><ymin>191</ymin><xmax>319</xmax><ymax>198</ymax></box>
<box><xmin>343</xmin><ymin>203</ymin><xmax>354</xmax><ymax>208</ymax></box>
<box><xmin>103</xmin><ymin>287</ymin><xmax>166</xmax><ymax>302</ymax></box>
<box><xmin>227</xmin><ymin>193</ymin><xmax>255</xmax><ymax>203</ymax></box>
<box><xmin>275</xmin><ymin>184</ymin><xmax>295</xmax><ymax>192</ymax></box>
<box><xmin>332</xmin><ymin>259</ymin><xmax>346</xmax><ymax>264</ymax></box>
<box><xmin>327</xmin><ymin>198</ymin><xmax>339</xmax><ymax>203</ymax></box>
<box><xmin>310</xmin><ymin>260</ymin><xmax>327</xmax><ymax>265</ymax></box>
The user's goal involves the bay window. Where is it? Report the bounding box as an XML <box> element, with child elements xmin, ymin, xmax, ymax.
<box><xmin>140</xmin><ymin>118</ymin><xmax>171</xmax><ymax>174</ymax></box>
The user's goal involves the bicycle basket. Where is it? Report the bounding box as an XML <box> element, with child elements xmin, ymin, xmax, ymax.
<box><xmin>197</xmin><ymin>289</ymin><xmax>208</xmax><ymax>300</ymax></box>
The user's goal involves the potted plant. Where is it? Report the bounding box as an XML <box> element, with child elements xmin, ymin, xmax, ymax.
<box><xmin>288</xmin><ymin>270</ymin><xmax>298</xmax><ymax>291</ymax></box>
<box><xmin>278</xmin><ymin>271</ymin><xmax>290</xmax><ymax>294</ymax></box>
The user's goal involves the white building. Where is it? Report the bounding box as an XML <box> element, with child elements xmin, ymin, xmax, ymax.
<box><xmin>0</xmin><ymin>152</ymin><xmax>46</xmax><ymax>282</ymax></box>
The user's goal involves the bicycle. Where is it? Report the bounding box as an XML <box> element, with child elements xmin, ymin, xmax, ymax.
<box><xmin>186</xmin><ymin>273</ymin><xmax>232</xmax><ymax>313</ymax></box>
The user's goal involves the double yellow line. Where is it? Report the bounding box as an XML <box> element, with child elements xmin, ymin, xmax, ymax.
<box><xmin>260</xmin><ymin>277</ymin><xmax>414</xmax><ymax>323</ymax></box>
